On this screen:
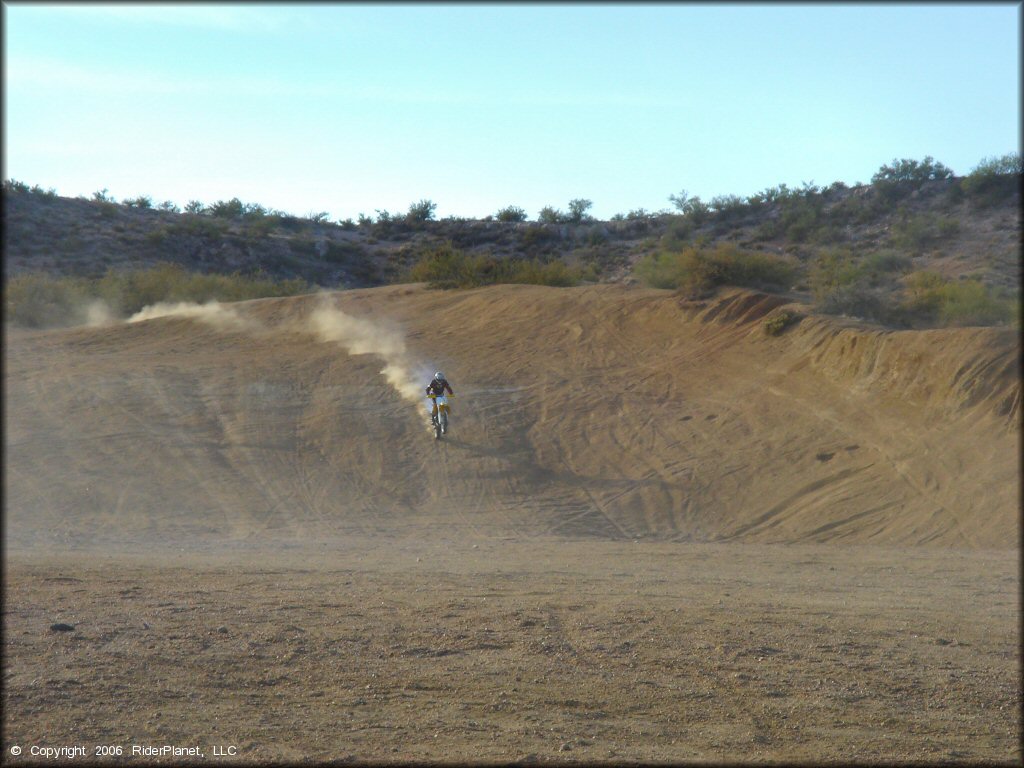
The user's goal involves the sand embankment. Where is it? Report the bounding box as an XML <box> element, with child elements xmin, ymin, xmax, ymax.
<box><xmin>5</xmin><ymin>283</ymin><xmax>1019</xmax><ymax>551</ymax></box>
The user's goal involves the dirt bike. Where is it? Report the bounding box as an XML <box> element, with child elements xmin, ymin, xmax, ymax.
<box><xmin>427</xmin><ymin>394</ymin><xmax>452</xmax><ymax>440</ymax></box>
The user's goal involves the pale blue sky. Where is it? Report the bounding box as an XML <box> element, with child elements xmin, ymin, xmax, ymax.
<box><xmin>3</xmin><ymin>2</ymin><xmax>1020</xmax><ymax>221</ymax></box>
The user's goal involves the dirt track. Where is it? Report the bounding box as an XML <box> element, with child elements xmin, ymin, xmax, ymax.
<box><xmin>3</xmin><ymin>283</ymin><xmax>1021</xmax><ymax>763</ymax></box>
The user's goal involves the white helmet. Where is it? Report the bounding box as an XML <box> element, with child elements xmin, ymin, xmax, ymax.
<box><xmin>434</xmin><ymin>371</ymin><xmax>445</xmax><ymax>381</ymax></box>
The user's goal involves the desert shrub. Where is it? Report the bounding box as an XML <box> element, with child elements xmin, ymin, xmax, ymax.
<box><xmin>123</xmin><ymin>195</ymin><xmax>152</xmax><ymax>209</ymax></box>
<box><xmin>338</xmin><ymin>218</ymin><xmax>357</xmax><ymax>230</ymax></box>
<box><xmin>635</xmin><ymin>243</ymin><xmax>795</xmax><ymax>295</ymax></box>
<box><xmin>406</xmin><ymin>199</ymin><xmax>437</xmax><ymax>223</ymax></box>
<box><xmin>634</xmin><ymin>250</ymin><xmax>704</xmax><ymax>291</ymax></box>
<box><xmin>871</xmin><ymin>156</ymin><xmax>954</xmax><ymax>201</ymax></box>
<box><xmin>323</xmin><ymin>239</ymin><xmax>365</xmax><ymax>263</ymax></box>
<box><xmin>242</xmin><ymin>217</ymin><xmax>276</xmax><ymax>240</ymax></box>
<box><xmin>92</xmin><ymin>188</ymin><xmax>115</xmax><ymax>203</ymax></box>
<box><xmin>860</xmin><ymin>249</ymin><xmax>912</xmax><ymax>276</ymax></box>
<box><xmin>508</xmin><ymin>259</ymin><xmax>581</xmax><ymax>287</ymax></box>
<box><xmin>660</xmin><ymin>216</ymin><xmax>694</xmax><ymax>249</ymax></box>
<box><xmin>818</xmin><ymin>283</ymin><xmax>892</xmax><ymax>322</ymax></box>
<box><xmin>28</xmin><ymin>184</ymin><xmax>58</xmax><ymax>201</ymax></box>
<box><xmin>812</xmin><ymin>247</ymin><xmax>907</xmax><ymax>323</ymax></box>
<box><xmin>902</xmin><ymin>271</ymin><xmax>1016</xmax><ymax>327</ymax></box>
<box><xmin>406</xmin><ymin>244</ymin><xmax>579</xmax><ymax>288</ymax></box>
<box><xmin>157</xmin><ymin>200</ymin><xmax>180</xmax><ymax>213</ymax></box>
<box><xmin>495</xmin><ymin>205</ymin><xmax>528</xmax><ymax>222</ymax></box>
<box><xmin>145</xmin><ymin>227</ymin><xmax>169</xmax><ymax>246</ymax></box>
<box><xmin>935</xmin><ymin>281</ymin><xmax>1017</xmax><ymax>326</ymax></box>
<box><xmin>208</xmin><ymin>199</ymin><xmax>267</xmax><ymax>219</ymax></box>
<box><xmin>289</xmin><ymin>237</ymin><xmax>318</xmax><ymax>256</ymax></box>
<box><xmin>270</xmin><ymin>213</ymin><xmax>305</xmax><ymax>231</ymax></box>
<box><xmin>960</xmin><ymin>152</ymin><xmax>1022</xmax><ymax>207</ymax></box>
<box><xmin>809</xmin><ymin>223</ymin><xmax>845</xmax><ymax>245</ymax></box>
<box><xmin>5</xmin><ymin>273</ymin><xmax>91</xmax><ymax>327</ymax></box>
<box><xmin>809</xmin><ymin>248</ymin><xmax>862</xmax><ymax>302</ymax></box>
<box><xmin>537</xmin><ymin>206</ymin><xmax>565</xmax><ymax>224</ymax></box>
<box><xmin>567</xmin><ymin>198</ymin><xmax>594</xmax><ymax>223</ymax></box>
<box><xmin>519</xmin><ymin>225</ymin><xmax>560</xmax><ymax>253</ymax></box>
<box><xmin>307</xmin><ymin>211</ymin><xmax>331</xmax><ymax>224</ymax></box>
<box><xmin>891</xmin><ymin>212</ymin><xmax>960</xmax><ymax>253</ymax></box>
<box><xmin>763</xmin><ymin>309</ymin><xmax>802</xmax><ymax>336</ymax></box>
<box><xmin>826</xmin><ymin>193</ymin><xmax>866</xmax><ymax>226</ymax></box>
<box><xmin>3</xmin><ymin>179</ymin><xmax>31</xmax><ymax>194</ymax></box>
<box><xmin>709</xmin><ymin>194</ymin><xmax>750</xmax><ymax>224</ymax></box>
<box><xmin>782</xmin><ymin>205</ymin><xmax>820</xmax><ymax>243</ymax></box>
<box><xmin>184</xmin><ymin>200</ymin><xmax>206</xmax><ymax>214</ymax></box>
<box><xmin>166</xmin><ymin>215</ymin><xmax>229</xmax><ymax>239</ymax></box>
<box><xmin>783</xmin><ymin>193</ymin><xmax>827</xmax><ymax>242</ymax></box>
<box><xmin>668</xmin><ymin>191</ymin><xmax>711</xmax><ymax>226</ymax></box>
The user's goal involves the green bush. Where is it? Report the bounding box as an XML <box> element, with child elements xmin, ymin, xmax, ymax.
<box><xmin>289</xmin><ymin>237</ymin><xmax>318</xmax><ymax>256</ymax></box>
<box><xmin>495</xmin><ymin>205</ymin><xmax>528</xmax><ymax>222</ymax></box>
<box><xmin>635</xmin><ymin>243</ymin><xmax>796</xmax><ymax>295</ymax></box>
<box><xmin>567</xmin><ymin>198</ymin><xmax>594</xmax><ymax>223</ymax></box>
<box><xmin>709</xmin><ymin>194</ymin><xmax>750</xmax><ymax>224</ymax></box>
<box><xmin>860</xmin><ymin>249</ymin><xmax>912</xmax><ymax>277</ymax></box>
<box><xmin>763</xmin><ymin>309</ymin><xmax>802</xmax><ymax>336</ymax></box>
<box><xmin>5</xmin><ymin>273</ymin><xmax>91</xmax><ymax>327</ymax></box>
<box><xmin>891</xmin><ymin>212</ymin><xmax>960</xmax><ymax>253</ymax></box>
<box><xmin>208</xmin><ymin>198</ymin><xmax>269</xmax><ymax>219</ymax></box>
<box><xmin>242</xmin><ymin>217</ymin><xmax>277</xmax><ymax>240</ymax></box>
<box><xmin>519</xmin><ymin>225</ymin><xmax>560</xmax><ymax>253</ymax></box>
<box><xmin>902</xmin><ymin>271</ymin><xmax>1016</xmax><ymax>327</ymax></box>
<box><xmin>537</xmin><ymin>206</ymin><xmax>565</xmax><ymax>224</ymax></box>
<box><xmin>165</xmin><ymin>215</ymin><xmax>229</xmax><ymax>239</ymax></box>
<box><xmin>809</xmin><ymin>248</ymin><xmax>862</xmax><ymax>302</ymax></box>
<box><xmin>323</xmin><ymin>239</ymin><xmax>365</xmax><ymax>263</ymax></box>
<box><xmin>871</xmin><ymin>156</ymin><xmax>954</xmax><ymax>201</ymax></box>
<box><xmin>960</xmin><ymin>152</ymin><xmax>1022</xmax><ymax>207</ymax></box>
<box><xmin>406</xmin><ymin>244</ymin><xmax>580</xmax><ymax>288</ymax></box>
<box><xmin>406</xmin><ymin>199</ymin><xmax>437</xmax><ymax>223</ymax></box>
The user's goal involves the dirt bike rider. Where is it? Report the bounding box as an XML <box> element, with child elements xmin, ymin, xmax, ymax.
<box><xmin>426</xmin><ymin>372</ymin><xmax>454</xmax><ymax>423</ymax></box>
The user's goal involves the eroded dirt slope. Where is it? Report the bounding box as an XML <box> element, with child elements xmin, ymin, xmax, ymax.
<box><xmin>5</xmin><ymin>284</ymin><xmax>1019</xmax><ymax>551</ymax></box>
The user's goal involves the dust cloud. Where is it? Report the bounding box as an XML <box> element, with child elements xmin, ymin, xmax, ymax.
<box><xmin>128</xmin><ymin>301</ymin><xmax>259</xmax><ymax>333</ymax></box>
<box><xmin>83</xmin><ymin>300</ymin><xmax>117</xmax><ymax>328</ymax></box>
<box><xmin>305</xmin><ymin>297</ymin><xmax>423</xmax><ymax>403</ymax></box>
<box><xmin>126</xmin><ymin>295</ymin><xmax>426</xmax><ymax>406</ymax></box>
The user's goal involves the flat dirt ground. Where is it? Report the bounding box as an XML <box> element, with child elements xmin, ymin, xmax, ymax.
<box><xmin>4</xmin><ymin>284</ymin><xmax>1021</xmax><ymax>764</ymax></box>
<box><xmin>3</xmin><ymin>538</ymin><xmax>1021</xmax><ymax>765</ymax></box>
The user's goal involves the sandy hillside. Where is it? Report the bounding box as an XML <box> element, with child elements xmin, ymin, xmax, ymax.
<box><xmin>4</xmin><ymin>283</ymin><xmax>1020</xmax><ymax>764</ymax></box>
<box><xmin>5</xmin><ymin>283</ymin><xmax>1020</xmax><ymax>552</ymax></box>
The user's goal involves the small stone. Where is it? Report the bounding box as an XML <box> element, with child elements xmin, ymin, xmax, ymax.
<box><xmin>217</xmin><ymin>626</ymin><xmax>229</xmax><ymax>634</ymax></box>
<box><xmin>50</xmin><ymin>623</ymin><xmax>75</xmax><ymax>632</ymax></box>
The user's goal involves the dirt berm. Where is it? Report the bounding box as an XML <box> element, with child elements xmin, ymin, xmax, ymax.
<box><xmin>5</xmin><ymin>283</ymin><xmax>1019</xmax><ymax>552</ymax></box>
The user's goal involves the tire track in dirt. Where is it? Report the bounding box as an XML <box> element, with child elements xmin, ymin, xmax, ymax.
<box><xmin>5</xmin><ymin>284</ymin><xmax>1017</xmax><ymax>550</ymax></box>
